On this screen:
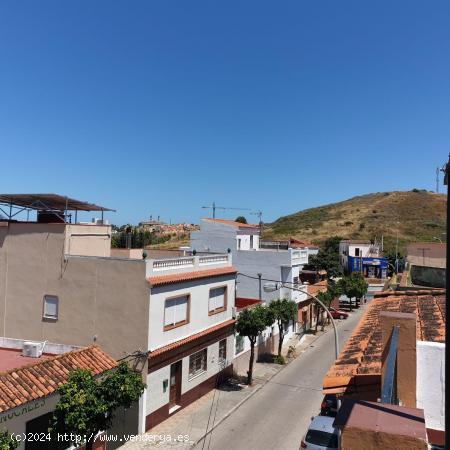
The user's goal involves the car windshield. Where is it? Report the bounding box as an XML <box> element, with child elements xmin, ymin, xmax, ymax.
<box><xmin>305</xmin><ymin>429</ymin><xmax>338</xmax><ymax>448</ymax></box>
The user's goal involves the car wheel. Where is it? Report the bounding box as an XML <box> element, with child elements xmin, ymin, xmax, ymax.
<box><xmin>339</xmin><ymin>315</ymin><xmax>344</xmax><ymax>320</ymax></box>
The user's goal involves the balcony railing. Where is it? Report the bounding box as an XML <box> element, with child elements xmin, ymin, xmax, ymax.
<box><xmin>149</xmin><ymin>254</ymin><xmax>231</xmax><ymax>273</ymax></box>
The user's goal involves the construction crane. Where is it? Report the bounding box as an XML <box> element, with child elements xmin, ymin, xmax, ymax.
<box><xmin>201</xmin><ymin>202</ymin><xmax>250</xmax><ymax>219</ymax></box>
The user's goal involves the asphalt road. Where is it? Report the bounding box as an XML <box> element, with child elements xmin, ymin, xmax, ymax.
<box><xmin>194</xmin><ymin>304</ymin><xmax>368</xmax><ymax>450</ymax></box>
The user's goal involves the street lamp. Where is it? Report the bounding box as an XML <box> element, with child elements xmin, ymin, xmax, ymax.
<box><xmin>433</xmin><ymin>237</ymin><xmax>443</xmax><ymax>243</ymax></box>
<box><xmin>263</xmin><ymin>282</ymin><xmax>340</xmax><ymax>360</ymax></box>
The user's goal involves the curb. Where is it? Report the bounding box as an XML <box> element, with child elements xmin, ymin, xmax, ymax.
<box><xmin>191</xmin><ymin>327</ymin><xmax>331</xmax><ymax>448</ymax></box>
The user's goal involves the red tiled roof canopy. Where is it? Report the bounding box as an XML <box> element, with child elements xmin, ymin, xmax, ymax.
<box><xmin>149</xmin><ymin>319</ymin><xmax>236</xmax><ymax>358</ymax></box>
<box><xmin>203</xmin><ymin>218</ymin><xmax>259</xmax><ymax>229</ymax></box>
<box><xmin>235</xmin><ymin>297</ymin><xmax>262</xmax><ymax>312</ymax></box>
<box><xmin>148</xmin><ymin>266</ymin><xmax>237</xmax><ymax>287</ymax></box>
<box><xmin>323</xmin><ymin>289</ymin><xmax>445</xmax><ymax>395</ymax></box>
<box><xmin>0</xmin><ymin>346</ymin><xmax>117</xmax><ymax>413</ymax></box>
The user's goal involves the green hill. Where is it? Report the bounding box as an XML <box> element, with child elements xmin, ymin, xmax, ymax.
<box><xmin>264</xmin><ymin>190</ymin><xmax>446</xmax><ymax>253</ymax></box>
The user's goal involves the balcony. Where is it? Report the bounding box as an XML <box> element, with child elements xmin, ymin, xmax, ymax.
<box><xmin>147</xmin><ymin>253</ymin><xmax>232</xmax><ymax>276</ymax></box>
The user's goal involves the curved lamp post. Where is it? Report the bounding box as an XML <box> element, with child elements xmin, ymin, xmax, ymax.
<box><xmin>262</xmin><ymin>281</ymin><xmax>340</xmax><ymax>360</ymax></box>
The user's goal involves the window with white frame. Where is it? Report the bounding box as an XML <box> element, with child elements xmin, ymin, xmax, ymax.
<box><xmin>43</xmin><ymin>295</ymin><xmax>59</xmax><ymax>320</ymax></box>
<box><xmin>219</xmin><ymin>339</ymin><xmax>227</xmax><ymax>364</ymax></box>
<box><xmin>164</xmin><ymin>295</ymin><xmax>189</xmax><ymax>330</ymax></box>
<box><xmin>189</xmin><ymin>348</ymin><xmax>207</xmax><ymax>379</ymax></box>
<box><xmin>209</xmin><ymin>287</ymin><xmax>226</xmax><ymax>314</ymax></box>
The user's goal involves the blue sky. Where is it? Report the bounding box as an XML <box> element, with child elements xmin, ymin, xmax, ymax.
<box><xmin>1</xmin><ymin>1</ymin><xmax>449</xmax><ymax>225</ymax></box>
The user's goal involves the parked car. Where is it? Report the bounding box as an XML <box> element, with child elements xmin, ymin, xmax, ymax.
<box><xmin>320</xmin><ymin>394</ymin><xmax>338</xmax><ymax>417</ymax></box>
<box><xmin>300</xmin><ymin>416</ymin><xmax>338</xmax><ymax>449</ymax></box>
<box><xmin>329</xmin><ymin>307</ymin><xmax>348</xmax><ymax>320</ymax></box>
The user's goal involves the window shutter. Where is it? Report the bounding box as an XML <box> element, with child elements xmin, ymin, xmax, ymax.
<box><xmin>165</xmin><ymin>299</ymin><xmax>177</xmax><ymax>326</ymax></box>
<box><xmin>176</xmin><ymin>296</ymin><xmax>188</xmax><ymax>323</ymax></box>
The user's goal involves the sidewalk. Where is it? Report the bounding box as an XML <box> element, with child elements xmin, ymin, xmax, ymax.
<box><xmin>120</xmin><ymin>327</ymin><xmax>335</xmax><ymax>449</ymax></box>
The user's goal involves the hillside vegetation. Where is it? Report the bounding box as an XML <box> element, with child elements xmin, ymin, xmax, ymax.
<box><xmin>264</xmin><ymin>190</ymin><xmax>446</xmax><ymax>253</ymax></box>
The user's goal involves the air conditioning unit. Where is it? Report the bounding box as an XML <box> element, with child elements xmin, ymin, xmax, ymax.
<box><xmin>231</xmin><ymin>306</ymin><xmax>237</xmax><ymax>319</ymax></box>
<box><xmin>22</xmin><ymin>342</ymin><xmax>42</xmax><ymax>358</ymax></box>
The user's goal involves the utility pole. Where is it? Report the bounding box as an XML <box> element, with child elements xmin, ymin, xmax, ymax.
<box><xmin>251</xmin><ymin>210</ymin><xmax>263</xmax><ymax>239</ymax></box>
<box><xmin>417</xmin><ymin>247</ymin><xmax>430</xmax><ymax>266</ymax></box>
<box><xmin>436</xmin><ymin>166</ymin><xmax>440</xmax><ymax>193</ymax></box>
<box><xmin>441</xmin><ymin>155</ymin><xmax>449</xmax><ymax>449</ymax></box>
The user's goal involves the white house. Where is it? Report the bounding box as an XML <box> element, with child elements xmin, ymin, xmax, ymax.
<box><xmin>145</xmin><ymin>254</ymin><xmax>236</xmax><ymax>429</ymax></box>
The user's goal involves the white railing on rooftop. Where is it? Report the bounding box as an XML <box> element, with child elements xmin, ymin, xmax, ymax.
<box><xmin>150</xmin><ymin>254</ymin><xmax>231</xmax><ymax>273</ymax></box>
<box><xmin>152</xmin><ymin>257</ymin><xmax>195</xmax><ymax>271</ymax></box>
<box><xmin>199</xmin><ymin>255</ymin><xmax>228</xmax><ymax>265</ymax></box>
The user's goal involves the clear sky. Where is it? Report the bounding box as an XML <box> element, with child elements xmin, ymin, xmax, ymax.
<box><xmin>1</xmin><ymin>1</ymin><xmax>449</xmax><ymax>225</ymax></box>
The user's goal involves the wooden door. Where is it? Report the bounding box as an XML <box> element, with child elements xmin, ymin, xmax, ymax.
<box><xmin>169</xmin><ymin>361</ymin><xmax>182</xmax><ymax>408</ymax></box>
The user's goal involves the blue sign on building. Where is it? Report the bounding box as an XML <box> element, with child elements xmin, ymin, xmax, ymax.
<box><xmin>347</xmin><ymin>256</ymin><xmax>388</xmax><ymax>279</ymax></box>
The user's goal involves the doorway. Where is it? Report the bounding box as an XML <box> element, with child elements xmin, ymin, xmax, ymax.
<box><xmin>169</xmin><ymin>360</ymin><xmax>182</xmax><ymax>412</ymax></box>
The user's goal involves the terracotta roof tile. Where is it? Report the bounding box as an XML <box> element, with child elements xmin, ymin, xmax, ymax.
<box><xmin>235</xmin><ymin>297</ymin><xmax>262</xmax><ymax>312</ymax></box>
<box><xmin>0</xmin><ymin>346</ymin><xmax>117</xmax><ymax>413</ymax></box>
<box><xmin>323</xmin><ymin>290</ymin><xmax>445</xmax><ymax>395</ymax></box>
<box><xmin>308</xmin><ymin>280</ymin><xmax>328</xmax><ymax>296</ymax></box>
<box><xmin>149</xmin><ymin>319</ymin><xmax>236</xmax><ymax>357</ymax></box>
<box><xmin>149</xmin><ymin>266</ymin><xmax>237</xmax><ymax>287</ymax></box>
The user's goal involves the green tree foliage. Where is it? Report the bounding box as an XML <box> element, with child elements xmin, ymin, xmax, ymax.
<box><xmin>51</xmin><ymin>362</ymin><xmax>145</xmax><ymax>450</ymax></box>
<box><xmin>111</xmin><ymin>227</ymin><xmax>171</xmax><ymax>248</ymax></box>
<box><xmin>0</xmin><ymin>430</ymin><xmax>18</xmax><ymax>450</ymax></box>
<box><xmin>235</xmin><ymin>216</ymin><xmax>248</xmax><ymax>224</ymax></box>
<box><xmin>236</xmin><ymin>305</ymin><xmax>273</xmax><ymax>384</ymax></box>
<box><xmin>338</xmin><ymin>272</ymin><xmax>368</xmax><ymax>310</ymax></box>
<box><xmin>268</xmin><ymin>299</ymin><xmax>298</xmax><ymax>357</ymax></box>
<box><xmin>304</xmin><ymin>236</ymin><xmax>343</xmax><ymax>279</ymax></box>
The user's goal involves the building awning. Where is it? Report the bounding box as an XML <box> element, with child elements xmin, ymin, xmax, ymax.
<box><xmin>0</xmin><ymin>194</ymin><xmax>114</xmax><ymax>212</ymax></box>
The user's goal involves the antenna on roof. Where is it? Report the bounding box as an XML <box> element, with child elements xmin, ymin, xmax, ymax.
<box><xmin>201</xmin><ymin>202</ymin><xmax>250</xmax><ymax>219</ymax></box>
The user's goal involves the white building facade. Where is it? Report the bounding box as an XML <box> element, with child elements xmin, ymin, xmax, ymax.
<box><xmin>145</xmin><ymin>254</ymin><xmax>236</xmax><ymax>429</ymax></box>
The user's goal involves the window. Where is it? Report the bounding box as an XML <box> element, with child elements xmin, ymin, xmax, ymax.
<box><xmin>164</xmin><ymin>295</ymin><xmax>189</xmax><ymax>330</ymax></box>
<box><xmin>235</xmin><ymin>334</ymin><xmax>244</xmax><ymax>354</ymax></box>
<box><xmin>237</xmin><ymin>238</ymin><xmax>241</xmax><ymax>250</ymax></box>
<box><xmin>250</xmin><ymin>235</ymin><xmax>254</xmax><ymax>249</ymax></box>
<box><xmin>189</xmin><ymin>348</ymin><xmax>207</xmax><ymax>379</ymax></box>
<box><xmin>293</xmin><ymin>276</ymin><xmax>299</xmax><ymax>289</ymax></box>
<box><xmin>355</xmin><ymin>248</ymin><xmax>360</xmax><ymax>257</ymax></box>
<box><xmin>43</xmin><ymin>295</ymin><xmax>58</xmax><ymax>320</ymax></box>
<box><xmin>219</xmin><ymin>339</ymin><xmax>227</xmax><ymax>364</ymax></box>
<box><xmin>209</xmin><ymin>287</ymin><xmax>227</xmax><ymax>315</ymax></box>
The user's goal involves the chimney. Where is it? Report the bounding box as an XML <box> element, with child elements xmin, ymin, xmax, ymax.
<box><xmin>380</xmin><ymin>311</ymin><xmax>417</xmax><ymax>408</ymax></box>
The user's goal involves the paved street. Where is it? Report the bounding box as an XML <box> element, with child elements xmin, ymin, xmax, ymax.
<box><xmin>194</xmin><ymin>304</ymin><xmax>368</xmax><ymax>450</ymax></box>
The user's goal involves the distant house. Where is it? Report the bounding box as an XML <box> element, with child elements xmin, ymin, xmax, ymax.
<box><xmin>339</xmin><ymin>239</ymin><xmax>388</xmax><ymax>279</ymax></box>
<box><xmin>406</xmin><ymin>242</ymin><xmax>445</xmax><ymax>288</ymax></box>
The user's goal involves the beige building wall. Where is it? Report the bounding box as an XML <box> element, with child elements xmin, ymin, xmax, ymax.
<box><xmin>0</xmin><ymin>222</ymin><xmax>149</xmax><ymax>359</ymax></box>
<box><xmin>65</xmin><ymin>223</ymin><xmax>112</xmax><ymax>257</ymax></box>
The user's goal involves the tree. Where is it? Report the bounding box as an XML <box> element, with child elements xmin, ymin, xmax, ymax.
<box><xmin>236</xmin><ymin>305</ymin><xmax>273</xmax><ymax>385</ymax></box>
<box><xmin>268</xmin><ymin>299</ymin><xmax>298</xmax><ymax>357</ymax></box>
<box><xmin>0</xmin><ymin>431</ymin><xmax>18</xmax><ymax>450</ymax></box>
<box><xmin>304</xmin><ymin>236</ymin><xmax>343</xmax><ymax>279</ymax></box>
<box><xmin>51</xmin><ymin>362</ymin><xmax>146</xmax><ymax>450</ymax></box>
<box><xmin>235</xmin><ymin>216</ymin><xmax>248</xmax><ymax>224</ymax></box>
<box><xmin>338</xmin><ymin>272</ymin><xmax>368</xmax><ymax>310</ymax></box>
<box><xmin>315</xmin><ymin>280</ymin><xmax>341</xmax><ymax>329</ymax></box>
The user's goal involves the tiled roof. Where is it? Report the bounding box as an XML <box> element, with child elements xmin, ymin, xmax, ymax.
<box><xmin>308</xmin><ymin>280</ymin><xmax>328</xmax><ymax>296</ymax></box>
<box><xmin>289</xmin><ymin>238</ymin><xmax>319</xmax><ymax>249</ymax></box>
<box><xmin>323</xmin><ymin>289</ymin><xmax>445</xmax><ymax>395</ymax></box>
<box><xmin>0</xmin><ymin>346</ymin><xmax>117</xmax><ymax>413</ymax></box>
<box><xmin>149</xmin><ymin>319</ymin><xmax>236</xmax><ymax>357</ymax></box>
<box><xmin>148</xmin><ymin>266</ymin><xmax>237</xmax><ymax>287</ymax></box>
<box><xmin>203</xmin><ymin>218</ymin><xmax>259</xmax><ymax>229</ymax></box>
<box><xmin>235</xmin><ymin>297</ymin><xmax>262</xmax><ymax>312</ymax></box>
